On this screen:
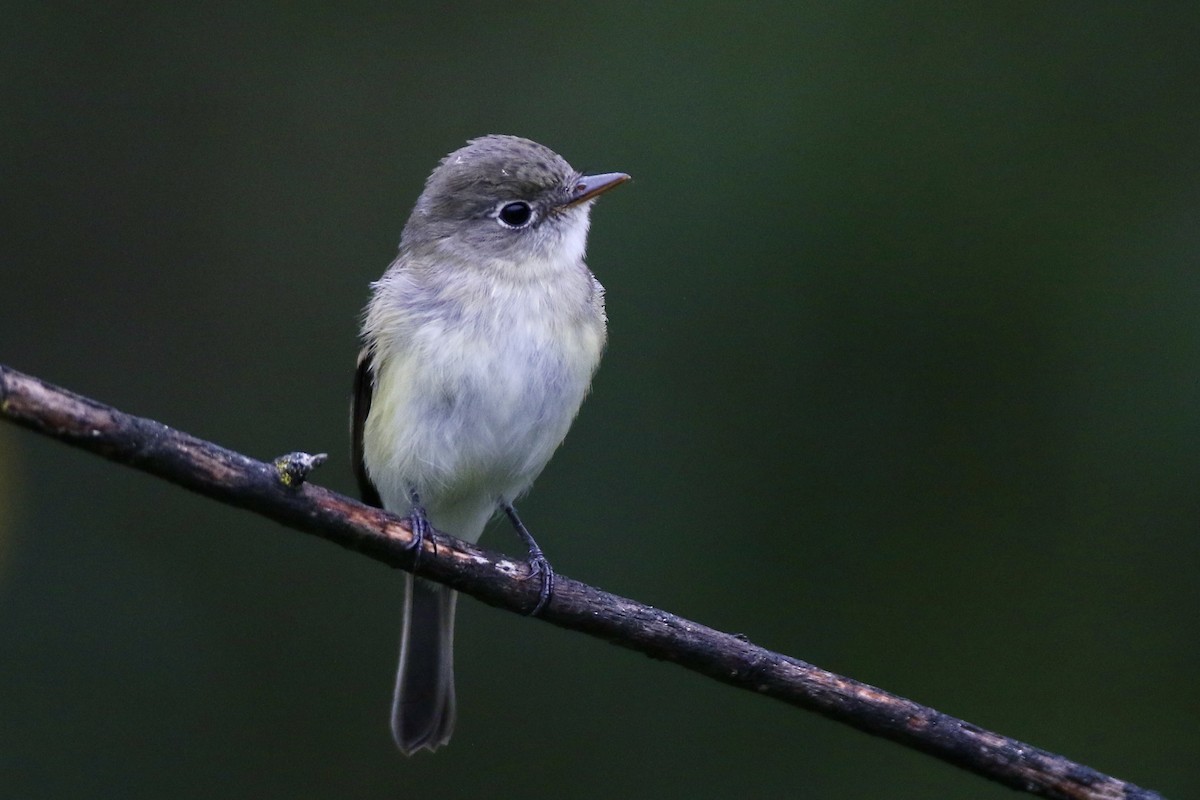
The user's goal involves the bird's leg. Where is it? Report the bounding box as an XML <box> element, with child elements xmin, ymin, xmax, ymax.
<box><xmin>502</xmin><ymin>503</ymin><xmax>555</xmax><ymax>616</ymax></box>
<box><xmin>407</xmin><ymin>490</ymin><xmax>433</xmax><ymax>570</ymax></box>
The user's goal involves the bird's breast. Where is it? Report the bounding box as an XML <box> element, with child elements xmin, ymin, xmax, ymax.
<box><xmin>364</xmin><ymin>269</ymin><xmax>605</xmax><ymax>517</ymax></box>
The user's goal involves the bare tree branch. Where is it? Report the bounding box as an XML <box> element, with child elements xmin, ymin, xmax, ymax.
<box><xmin>0</xmin><ymin>363</ymin><xmax>1163</xmax><ymax>800</ymax></box>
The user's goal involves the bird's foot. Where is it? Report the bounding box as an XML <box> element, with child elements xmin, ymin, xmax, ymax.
<box><xmin>406</xmin><ymin>494</ymin><xmax>432</xmax><ymax>570</ymax></box>
<box><xmin>503</xmin><ymin>503</ymin><xmax>555</xmax><ymax>616</ymax></box>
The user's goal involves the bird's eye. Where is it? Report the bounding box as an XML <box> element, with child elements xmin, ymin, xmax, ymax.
<box><xmin>497</xmin><ymin>201</ymin><xmax>534</xmax><ymax>229</ymax></box>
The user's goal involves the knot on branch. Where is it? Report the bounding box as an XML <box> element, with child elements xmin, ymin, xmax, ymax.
<box><xmin>273</xmin><ymin>451</ymin><xmax>328</xmax><ymax>488</ymax></box>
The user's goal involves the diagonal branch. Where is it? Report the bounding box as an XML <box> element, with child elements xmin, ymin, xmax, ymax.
<box><xmin>0</xmin><ymin>363</ymin><xmax>1162</xmax><ymax>800</ymax></box>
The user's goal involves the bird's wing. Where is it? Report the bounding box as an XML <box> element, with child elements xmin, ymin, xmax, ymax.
<box><xmin>351</xmin><ymin>348</ymin><xmax>383</xmax><ymax>508</ymax></box>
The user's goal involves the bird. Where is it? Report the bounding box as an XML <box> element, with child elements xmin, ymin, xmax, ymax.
<box><xmin>351</xmin><ymin>135</ymin><xmax>628</xmax><ymax>754</ymax></box>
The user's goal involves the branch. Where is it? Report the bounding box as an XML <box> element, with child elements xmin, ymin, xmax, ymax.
<box><xmin>0</xmin><ymin>363</ymin><xmax>1162</xmax><ymax>800</ymax></box>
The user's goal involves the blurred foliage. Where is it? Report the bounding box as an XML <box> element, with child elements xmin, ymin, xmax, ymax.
<box><xmin>2</xmin><ymin>4</ymin><xmax>1198</xmax><ymax>799</ymax></box>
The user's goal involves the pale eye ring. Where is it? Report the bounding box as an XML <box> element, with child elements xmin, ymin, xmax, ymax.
<box><xmin>496</xmin><ymin>200</ymin><xmax>534</xmax><ymax>229</ymax></box>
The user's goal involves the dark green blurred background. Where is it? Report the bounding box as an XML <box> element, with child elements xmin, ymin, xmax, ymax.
<box><xmin>3</xmin><ymin>5</ymin><xmax>1197</xmax><ymax>798</ymax></box>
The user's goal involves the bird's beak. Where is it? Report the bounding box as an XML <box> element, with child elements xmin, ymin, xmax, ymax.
<box><xmin>564</xmin><ymin>172</ymin><xmax>631</xmax><ymax>208</ymax></box>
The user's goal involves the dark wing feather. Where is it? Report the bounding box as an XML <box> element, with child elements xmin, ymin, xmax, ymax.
<box><xmin>351</xmin><ymin>348</ymin><xmax>384</xmax><ymax>508</ymax></box>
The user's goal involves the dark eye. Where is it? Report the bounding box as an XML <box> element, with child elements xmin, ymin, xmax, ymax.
<box><xmin>497</xmin><ymin>201</ymin><xmax>534</xmax><ymax>228</ymax></box>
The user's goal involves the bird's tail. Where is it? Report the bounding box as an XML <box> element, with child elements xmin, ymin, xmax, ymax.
<box><xmin>391</xmin><ymin>575</ymin><xmax>458</xmax><ymax>754</ymax></box>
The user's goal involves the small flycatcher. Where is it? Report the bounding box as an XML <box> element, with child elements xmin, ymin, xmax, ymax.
<box><xmin>352</xmin><ymin>135</ymin><xmax>628</xmax><ymax>754</ymax></box>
